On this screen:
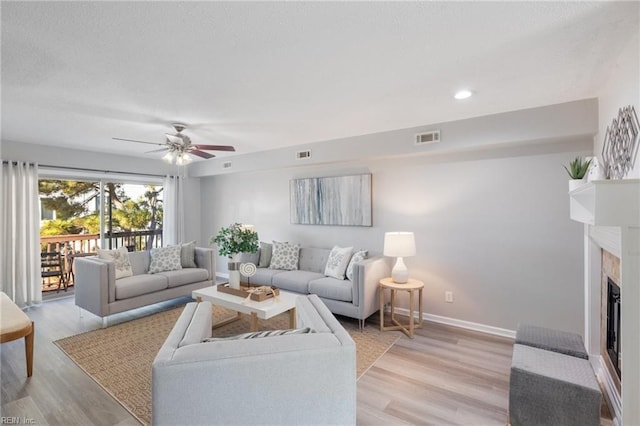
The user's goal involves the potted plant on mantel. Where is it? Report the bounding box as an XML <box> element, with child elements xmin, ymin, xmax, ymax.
<box><xmin>564</xmin><ymin>156</ymin><xmax>592</xmax><ymax>191</ymax></box>
<box><xmin>211</xmin><ymin>223</ymin><xmax>259</xmax><ymax>289</ymax></box>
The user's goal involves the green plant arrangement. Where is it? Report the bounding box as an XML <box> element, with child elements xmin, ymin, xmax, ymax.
<box><xmin>210</xmin><ymin>223</ymin><xmax>259</xmax><ymax>257</ymax></box>
<box><xmin>563</xmin><ymin>156</ymin><xmax>592</xmax><ymax>179</ymax></box>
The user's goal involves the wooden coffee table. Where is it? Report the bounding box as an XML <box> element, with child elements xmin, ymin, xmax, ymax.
<box><xmin>192</xmin><ymin>285</ymin><xmax>298</xmax><ymax>332</ymax></box>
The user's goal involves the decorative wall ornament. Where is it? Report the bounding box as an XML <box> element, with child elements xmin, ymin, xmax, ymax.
<box><xmin>602</xmin><ymin>105</ymin><xmax>640</xmax><ymax>179</ymax></box>
<box><xmin>290</xmin><ymin>174</ymin><xmax>372</xmax><ymax>226</ymax></box>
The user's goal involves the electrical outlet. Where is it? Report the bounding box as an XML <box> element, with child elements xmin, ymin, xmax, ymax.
<box><xmin>445</xmin><ymin>291</ymin><xmax>454</xmax><ymax>303</ymax></box>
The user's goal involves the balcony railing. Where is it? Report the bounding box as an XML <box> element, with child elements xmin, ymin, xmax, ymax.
<box><xmin>40</xmin><ymin>229</ymin><xmax>163</xmax><ymax>293</ymax></box>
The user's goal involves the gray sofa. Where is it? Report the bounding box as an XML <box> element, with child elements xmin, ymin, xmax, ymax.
<box><xmin>241</xmin><ymin>246</ymin><xmax>390</xmax><ymax>328</ymax></box>
<box><xmin>152</xmin><ymin>294</ymin><xmax>356</xmax><ymax>425</ymax></box>
<box><xmin>75</xmin><ymin>247</ymin><xmax>215</xmax><ymax>325</ymax></box>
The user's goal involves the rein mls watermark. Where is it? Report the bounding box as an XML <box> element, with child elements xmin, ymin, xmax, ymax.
<box><xmin>1</xmin><ymin>418</ymin><xmax>35</xmax><ymax>425</ymax></box>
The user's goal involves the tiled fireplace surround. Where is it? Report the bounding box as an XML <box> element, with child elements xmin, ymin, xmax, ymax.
<box><xmin>571</xmin><ymin>180</ymin><xmax>640</xmax><ymax>426</ymax></box>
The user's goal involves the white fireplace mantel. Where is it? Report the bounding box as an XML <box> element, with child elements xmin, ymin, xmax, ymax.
<box><xmin>569</xmin><ymin>179</ymin><xmax>640</xmax><ymax>426</ymax></box>
<box><xmin>570</xmin><ymin>179</ymin><xmax>639</xmax><ymax>227</ymax></box>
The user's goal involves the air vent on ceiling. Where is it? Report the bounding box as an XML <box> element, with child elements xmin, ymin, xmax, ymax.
<box><xmin>223</xmin><ymin>161</ymin><xmax>232</xmax><ymax>169</ymax></box>
<box><xmin>296</xmin><ymin>149</ymin><xmax>312</xmax><ymax>160</ymax></box>
<box><xmin>415</xmin><ymin>130</ymin><xmax>440</xmax><ymax>146</ymax></box>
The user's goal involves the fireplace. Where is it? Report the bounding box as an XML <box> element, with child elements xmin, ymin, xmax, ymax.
<box><xmin>570</xmin><ymin>179</ymin><xmax>640</xmax><ymax>425</ymax></box>
<box><xmin>606</xmin><ymin>278</ymin><xmax>621</xmax><ymax>378</ymax></box>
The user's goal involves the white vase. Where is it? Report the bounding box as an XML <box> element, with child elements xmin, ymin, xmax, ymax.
<box><xmin>569</xmin><ymin>179</ymin><xmax>586</xmax><ymax>192</ymax></box>
<box><xmin>228</xmin><ymin>253</ymin><xmax>241</xmax><ymax>289</ymax></box>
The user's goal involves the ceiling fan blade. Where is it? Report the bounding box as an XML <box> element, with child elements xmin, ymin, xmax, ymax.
<box><xmin>194</xmin><ymin>144</ymin><xmax>235</xmax><ymax>152</ymax></box>
<box><xmin>190</xmin><ymin>149</ymin><xmax>216</xmax><ymax>159</ymax></box>
<box><xmin>112</xmin><ymin>137</ymin><xmax>164</xmax><ymax>146</ymax></box>
<box><xmin>165</xmin><ymin>134</ymin><xmax>183</xmax><ymax>144</ymax></box>
<box><xmin>145</xmin><ymin>148</ymin><xmax>168</xmax><ymax>154</ymax></box>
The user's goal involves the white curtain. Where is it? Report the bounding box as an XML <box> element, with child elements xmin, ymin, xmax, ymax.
<box><xmin>0</xmin><ymin>160</ymin><xmax>42</xmax><ymax>306</ymax></box>
<box><xmin>163</xmin><ymin>175</ymin><xmax>184</xmax><ymax>245</ymax></box>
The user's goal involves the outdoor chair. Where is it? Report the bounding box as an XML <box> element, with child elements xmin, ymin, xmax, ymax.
<box><xmin>41</xmin><ymin>251</ymin><xmax>66</xmax><ymax>292</ymax></box>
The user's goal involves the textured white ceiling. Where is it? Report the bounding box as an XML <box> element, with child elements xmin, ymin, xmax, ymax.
<box><xmin>1</xmin><ymin>1</ymin><xmax>638</xmax><ymax>160</ymax></box>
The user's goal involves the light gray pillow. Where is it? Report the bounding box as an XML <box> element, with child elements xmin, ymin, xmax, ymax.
<box><xmin>269</xmin><ymin>241</ymin><xmax>300</xmax><ymax>270</ymax></box>
<box><xmin>202</xmin><ymin>327</ymin><xmax>313</xmax><ymax>342</ymax></box>
<box><xmin>258</xmin><ymin>242</ymin><xmax>272</xmax><ymax>268</ymax></box>
<box><xmin>324</xmin><ymin>246</ymin><xmax>353</xmax><ymax>280</ymax></box>
<box><xmin>180</xmin><ymin>241</ymin><xmax>197</xmax><ymax>268</ymax></box>
<box><xmin>149</xmin><ymin>245</ymin><xmax>183</xmax><ymax>274</ymax></box>
<box><xmin>346</xmin><ymin>250</ymin><xmax>368</xmax><ymax>281</ymax></box>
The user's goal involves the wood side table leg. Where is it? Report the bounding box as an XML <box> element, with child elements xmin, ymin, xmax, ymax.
<box><xmin>250</xmin><ymin>312</ymin><xmax>258</xmax><ymax>332</ymax></box>
<box><xmin>418</xmin><ymin>288</ymin><xmax>424</xmax><ymax>327</ymax></box>
<box><xmin>379</xmin><ymin>285</ymin><xmax>384</xmax><ymax>331</ymax></box>
<box><xmin>390</xmin><ymin>289</ymin><xmax>396</xmax><ymax>323</ymax></box>
<box><xmin>408</xmin><ymin>289</ymin><xmax>415</xmax><ymax>338</ymax></box>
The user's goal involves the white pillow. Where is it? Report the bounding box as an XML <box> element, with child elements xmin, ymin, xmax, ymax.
<box><xmin>149</xmin><ymin>245</ymin><xmax>183</xmax><ymax>274</ymax></box>
<box><xmin>269</xmin><ymin>241</ymin><xmax>300</xmax><ymax>270</ymax></box>
<box><xmin>97</xmin><ymin>246</ymin><xmax>133</xmax><ymax>280</ymax></box>
<box><xmin>324</xmin><ymin>246</ymin><xmax>354</xmax><ymax>280</ymax></box>
<box><xmin>346</xmin><ymin>250</ymin><xmax>368</xmax><ymax>281</ymax></box>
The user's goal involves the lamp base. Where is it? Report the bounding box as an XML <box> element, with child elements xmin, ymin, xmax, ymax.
<box><xmin>391</xmin><ymin>257</ymin><xmax>409</xmax><ymax>283</ymax></box>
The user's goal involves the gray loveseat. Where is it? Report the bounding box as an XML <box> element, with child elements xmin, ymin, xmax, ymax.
<box><xmin>75</xmin><ymin>247</ymin><xmax>215</xmax><ymax>325</ymax></box>
<box><xmin>241</xmin><ymin>246</ymin><xmax>390</xmax><ymax>328</ymax></box>
<box><xmin>152</xmin><ymin>294</ymin><xmax>356</xmax><ymax>425</ymax></box>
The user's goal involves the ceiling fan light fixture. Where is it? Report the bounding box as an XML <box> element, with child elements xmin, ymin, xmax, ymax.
<box><xmin>163</xmin><ymin>150</ymin><xmax>178</xmax><ymax>163</ymax></box>
<box><xmin>175</xmin><ymin>152</ymin><xmax>193</xmax><ymax>166</ymax></box>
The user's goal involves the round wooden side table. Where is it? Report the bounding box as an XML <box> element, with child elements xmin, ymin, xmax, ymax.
<box><xmin>379</xmin><ymin>277</ymin><xmax>424</xmax><ymax>338</ymax></box>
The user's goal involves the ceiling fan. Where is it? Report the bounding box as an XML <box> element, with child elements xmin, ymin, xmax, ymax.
<box><xmin>113</xmin><ymin>123</ymin><xmax>235</xmax><ymax>164</ymax></box>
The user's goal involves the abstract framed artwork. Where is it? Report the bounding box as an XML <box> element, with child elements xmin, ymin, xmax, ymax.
<box><xmin>290</xmin><ymin>174</ymin><xmax>372</xmax><ymax>226</ymax></box>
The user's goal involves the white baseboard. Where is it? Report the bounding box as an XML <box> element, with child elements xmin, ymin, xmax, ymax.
<box><xmin>391</xmin><ymin>307</ymin><xmax>516</xmax><ymax>339</ymax></box>
<box><xmin>592</xmin><ymin>355</ymin><xmax>622</xmax><ymax>426</ymax></box>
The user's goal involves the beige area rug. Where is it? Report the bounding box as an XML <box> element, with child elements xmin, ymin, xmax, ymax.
<box><xmin>55</xmin><ymin>305</ymin><xmax>399</xmax><ymax>426</ymax></box>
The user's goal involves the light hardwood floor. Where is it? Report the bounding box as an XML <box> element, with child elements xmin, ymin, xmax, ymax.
<box><xmin>1</xmin><ymin>296</ymin><xmax>613</xmax><ymax>425</ymax></box>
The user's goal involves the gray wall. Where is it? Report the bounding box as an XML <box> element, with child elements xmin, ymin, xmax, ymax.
<box><xmin>201</xmin><ymin>138</ymin><xmax>592</xmax><ymax>334</ymax></box>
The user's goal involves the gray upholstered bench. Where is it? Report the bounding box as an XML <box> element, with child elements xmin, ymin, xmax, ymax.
<box><xmin>515</xmin><ymin>323</ymin><xmax>588</xmax><ymax>359</ymax></box>
<box><xmin>509</xmin><ymin>344</ymin><xmax>601</xmax><ymax>426</ymax></box>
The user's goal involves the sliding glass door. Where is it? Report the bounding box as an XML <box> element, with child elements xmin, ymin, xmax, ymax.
<box><xmin>39</xmin><ymin>176</ymin><xmax>163</xmax><ymax>294</ymax></box>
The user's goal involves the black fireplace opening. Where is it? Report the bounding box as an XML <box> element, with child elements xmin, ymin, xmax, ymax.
<box><xmin>606</xmin><ymin>277</ymin><xmax>621</xmax><ymax>378</ymax></box>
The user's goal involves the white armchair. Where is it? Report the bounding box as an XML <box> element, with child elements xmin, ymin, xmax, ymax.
<box><xmin>152</xmin><ymin>295</ymin><xmax>356</xmax><ymax>425</ymax></box>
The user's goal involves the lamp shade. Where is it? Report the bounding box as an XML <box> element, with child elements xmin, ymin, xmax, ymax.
<box><xmin>383</xmin><ymin>232</ymin><xmax>416</xmax><ymax>257</ymax></box>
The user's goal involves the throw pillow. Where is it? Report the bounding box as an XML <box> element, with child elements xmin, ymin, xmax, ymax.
<box><xmin>202</xmin><ymin>327</ymin><xmax>313</xmax><ymax>342</ymax></box>
<box><xmin>269</xmin><ymin>241</ymin><xmax>300</xmax><ymax>270</ymax></box>
<box><xmin>258</xmin><ymin>241</ymin><xmax>273</xmax><ymax>268</ymax></box>
<box><xmin>97</xmin><ymin>246</ymin><xmax>133</xmax><ymax>280</ymax></box>
<box><xmin>180</xmin><ymin>241</ymin><xmax>197</xmax><ymax>268</ymax></box>
<box><xmin>346</xmin><ymin>250</ymin><xmax>368</xmax><ymax>281</ymax></box>
<box><xmin>324</xmin><ymin>246</ymin><xmax>354</xmax><ymax>280</ymax></box>
<box><xmin>149</xmin><ymin>245</ymin><xmax>183</xmax><ymax>274</ymax></box>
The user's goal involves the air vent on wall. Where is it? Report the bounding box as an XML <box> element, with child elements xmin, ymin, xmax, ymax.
<box><xmin>296</xmin><ymin>149</ymin><xmax>312</xmax><ymax>160</ymax></box>
<box><xmin>223</xmin><ymin>161</ymin><xmax>232</xmax><ymax>169</ymax></box>
<box><xmin>415</xmin><ymin>130</ymin><xmax>440</xmax><ymax>145</ymax></box>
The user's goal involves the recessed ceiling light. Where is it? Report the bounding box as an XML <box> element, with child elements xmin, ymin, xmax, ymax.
<box><xmin>454</xmin><ymin>90</ymin><xmax>473</xmax><ymax>100</ymax></box>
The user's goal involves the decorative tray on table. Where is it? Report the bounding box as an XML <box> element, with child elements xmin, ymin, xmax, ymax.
<box><xmin>217</xmin><ymin>283</ymin><xmax>280</xmax><ymax>301</ymax></box>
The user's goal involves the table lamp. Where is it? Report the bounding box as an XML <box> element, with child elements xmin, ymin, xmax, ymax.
<box><xmin>383</xmin><ymin>232</ymin><xmax>416</xmax><ymax>283</ymax></box>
